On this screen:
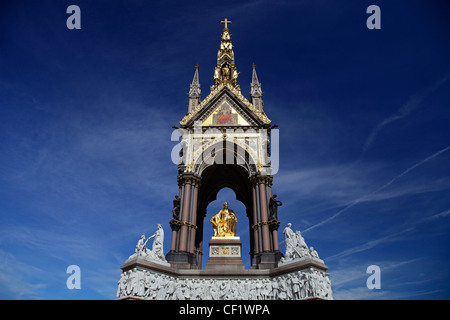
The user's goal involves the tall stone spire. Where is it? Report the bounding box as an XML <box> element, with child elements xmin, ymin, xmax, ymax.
<box><xmin>188</xmin><ymin>64</ymin><xmax>201</xmax><ymax>112</ymax></box>
<box><xmin>250</xmin><ymin>63</ymin><xmax>264</xmax><ymax>111</ymax></box>
<box><xmin>213</xmin><ymin>19</ymin><xmax>239</xmax><ymax>89</ymax></box>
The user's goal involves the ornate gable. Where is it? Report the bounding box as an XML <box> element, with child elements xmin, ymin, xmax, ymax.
<box><xmin>180</xmin><ymin>84</ymin><xmax>270</xmax><ymax>127</ymax></box>
<box><xmin>202</xmin><ymin>98</ymin><xmax>251</xmax><ymax>126</ymax></box>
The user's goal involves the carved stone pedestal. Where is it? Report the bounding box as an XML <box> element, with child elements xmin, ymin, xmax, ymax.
<box><xmin>117</xmin><ymin>256</ymin><xmax>333</xmax><ymax>300</ymax></box>
<box><xmin>205</xmin><ymin>236</ymin><xmax>244</xmax><ymax>271</ymax></box>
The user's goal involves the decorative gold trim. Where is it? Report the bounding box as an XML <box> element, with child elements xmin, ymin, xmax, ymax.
<box><xmin>227</xmin><ymin>83</ymin><xmax>271</xmax><ymax>125</ymax></box>
<box><xmin>194</xmin><ymin>249</ymin><xmax>203</xmax><ymax>255</ymax></box>
<box><xmin>252</xmin><ymin>219</ymin><xmax>280</xmax><ymax>230</ymax></box>
<box><xmin>169</xmin><ymin>219</ymin><xmax>198</xmax><ymax>230</ymax></box>
<box><xmin>180</xmin><ymin>83</ymin><xmax>224</xmax><ymax>126</ymax></box>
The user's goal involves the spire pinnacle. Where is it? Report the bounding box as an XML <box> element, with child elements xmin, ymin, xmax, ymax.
<box><xmin>250</xmin><ymin>64</ymin><xmax>263</xmax><ymax>111</ymax></box>
<box><xmin>189</xmin><ymin>65</ymin><xmax>200</xmax><ymax>97</ymax></box>
<box><xmin>250</xmin><ymin>64</ymin><xmax>262</xmax><ymax>97</ymax></box>
<box><xmin>188</xmin><ymin>65</ymin><xmax>201</xmax><ymax>112</ymax></box>
<box><xmin>213</xmin><ymin>19</ymin><xmax>239</xmax><ymax>89</ymax></box>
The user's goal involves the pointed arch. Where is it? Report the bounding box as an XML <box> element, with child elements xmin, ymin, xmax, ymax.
<box><xmin>192</xmin><ymin>139</ymin><xmax>259</xmax><ymax>177</ymax></box>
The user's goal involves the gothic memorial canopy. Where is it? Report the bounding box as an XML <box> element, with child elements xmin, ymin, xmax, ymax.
<box><xmin>117</xmin><ymin>19</ymin><xmax>332</xmax><ymax>301</ymax></box>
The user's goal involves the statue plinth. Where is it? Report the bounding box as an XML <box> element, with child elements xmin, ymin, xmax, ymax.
<box><xmin>205</xmin><ymin>236</ymin><xmax>244</xmax><ymax>271</ymax></box>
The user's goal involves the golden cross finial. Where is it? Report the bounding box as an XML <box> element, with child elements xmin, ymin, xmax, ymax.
<box><xmin>221</xmin><ymin>18</ymin><xmax>231</xmax><ymax>29</ymax></box>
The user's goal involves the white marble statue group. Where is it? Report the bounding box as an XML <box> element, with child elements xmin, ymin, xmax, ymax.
<box><xmin>126</xmin><ymin>224</ymin><xmax>167</xmax><ymax>264</ymax></box>
<box><xmin>282</xmin><ymin>223</ymin><xmax>320</xmax><ymax>262</ymax></box>
<box><xmin>117</xmin><ymin>267</ymin><xmax>332</xmax><ymax>300</ymax></box>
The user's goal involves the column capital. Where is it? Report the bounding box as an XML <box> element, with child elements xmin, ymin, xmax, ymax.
<box><xmin>249</xmin><ymin>174</ymin><xmax>273</xmax><ymax>187</ymax></box>
<box><xmin>177</xmin><ymin>173</ymin><xmax>202</xmax><ymax>187</ymax></box>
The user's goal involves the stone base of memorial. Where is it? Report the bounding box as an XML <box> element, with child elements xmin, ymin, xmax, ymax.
<box><xmin>117</xmin><ymin>256</ymin><xmax>332</xmax><ymax>300</ymax></box>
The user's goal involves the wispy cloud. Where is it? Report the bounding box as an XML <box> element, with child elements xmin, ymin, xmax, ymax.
<box><xmin>326</xmin><ymin>229</ymin><xmax>414</xmax><ymax>262</ymax></box>
<box><xmin>422</xmin><ymin>209</ymin><xmax>450</xmax><ymax>222</ymax></box>
<box><xmin>331</xmin><ymin>259</ymin><xmax>423</xmax><ymax>300</ymax></box>
<box><xmin>0</xmin><ymin>97</ymin><xmax>180</xmax><ymax>299</ymax></box>
<box><xmin>363</xmin><ymin>73</ymin><xmax>450</xmax><ymax>153</ymax></box>
<box><xmin>326</xmin><ymin>205</ymin><xmax>450</xmax><ymax>263</ymax></box>
<box><xmin>0</xmin><ymin>249</ymin><xmax>47</xmax><ymax>299</ymax></box>
<box><xmin>333</xmin><ymin>285</ymin><xmax>444</xmax><ymax>300</ymax></box>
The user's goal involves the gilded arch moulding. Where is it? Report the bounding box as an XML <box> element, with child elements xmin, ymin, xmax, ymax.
<box><xmin>187</xmin><ymin>137</ymin><xmax>260</xmax><ymax>177</ymax></box>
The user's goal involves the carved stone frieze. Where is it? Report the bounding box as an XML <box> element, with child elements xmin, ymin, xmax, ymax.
<box><xmin>117</xmin><ymin>265</ymin><xmax>332</xmax><ymax>300</ymax></box>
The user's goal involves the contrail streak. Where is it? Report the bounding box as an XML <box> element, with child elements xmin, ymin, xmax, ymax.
<box><xmin>303</xmin><ymin>145</ymin><xmax>450</xmax><ymax>233</ymax></box>
<box><xmin>363</xmin><ymin>73</ymin><xmax>450</xmax><ymax>153</ymax></box>
<box><xmin>325</xmin><ymin>208</ymin><xmax>450</xmax><ymax>261</ymax></box>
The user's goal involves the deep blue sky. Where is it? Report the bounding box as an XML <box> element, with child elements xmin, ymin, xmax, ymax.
<box><xmin>0</xmin><ymin>0</ymin><xmax>449</xmax><ymax>299</ymax></box>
